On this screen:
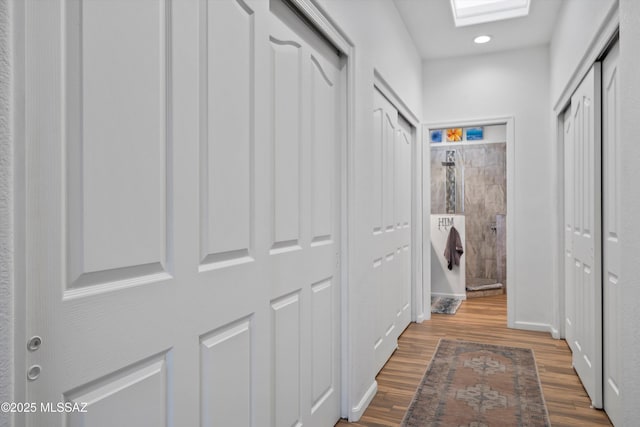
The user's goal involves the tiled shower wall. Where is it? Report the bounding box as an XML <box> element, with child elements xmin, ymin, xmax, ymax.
<box><xmin>431</xmin><ymin>143</ymin><xmax>506</xmax><ymax>287</ymax></box>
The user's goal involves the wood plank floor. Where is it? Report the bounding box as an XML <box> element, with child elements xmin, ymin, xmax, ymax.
<box><xmin>336</xmin><ymin>294</ymin><xmax>612</xmax><ymax>427</ymax></box>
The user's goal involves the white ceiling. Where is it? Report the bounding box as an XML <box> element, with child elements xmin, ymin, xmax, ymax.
<box><xmin>393</xmin><ymin>0</ymin><xmax>564</xmax><ymax>60</ymax></box>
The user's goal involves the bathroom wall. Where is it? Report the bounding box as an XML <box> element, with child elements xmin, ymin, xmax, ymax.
<box><xmin>464</xmin><ymin>144</ymin><xmax>506</xmax><ymax>287</ymax></box>
<box><xmin>430</xmin><ymin>149</ymin><xmax>463</xmax><ymax>214</ymax></box>
<box><xmin>431</xmin><ymin>143</ymin><xmax>506</xmax><ymax>288</ymax></box>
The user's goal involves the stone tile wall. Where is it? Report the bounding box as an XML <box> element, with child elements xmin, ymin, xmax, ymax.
<box><xmin>430</xmin><ymin>143</ymin><xmax>506</xmax><ymax>287</ymax></box>
<box><xmin>431</xmin><ymin>149</ymin><xmax>464</xmax><ymax>214</ymax></box>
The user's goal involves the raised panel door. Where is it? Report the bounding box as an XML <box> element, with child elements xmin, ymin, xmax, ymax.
<box><xmin>569</xmin><ymin>64</ymin><xmax>603</xmax><ymax>409</ymax></box>
<box><xmin>371</xmin><ymin>88</ymin><xmax>413</xmax><ymax>373</ymax></box>
<box><xmin>23</xmin><ymin>1</ymin><xmax>343</xmax><ymax>426</ymax></box>
<box><xmin>269</xmin><ymin>1</ymin><xmax>343</xmax><ymax>426</ymax></box>
<box><xmin>602</xmin><ymin>40</ymin><xmax>621</xmax><ymax>425</ymax></box>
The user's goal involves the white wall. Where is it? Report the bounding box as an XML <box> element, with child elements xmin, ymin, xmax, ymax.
<box><xmin>318</xmin><ymin>0</ymin><xmax>423</xmax><ymax>115</ymax></box>
<box><xmin>314</xmin><ymin>0</ymin><xmax>424</xmax><ymax>420</ymax></box>
<box><xmin>618</xmin><ymin>0</ymin><xmax>640</xmax><ymax>422</ymax></box>
<box><xmin>0</xmin><ymin>0</ymin><xmax>13</xmax><ymax>425</ymax></box>
<box><xmin>549</xmin><ymin>0</ymin><xmax>617</xmax><ymax>106</ymax></box>
<box><xmin>423</xmin><ymin>46</ymin><xmax>553</xmax><ymax>331</ymax></box>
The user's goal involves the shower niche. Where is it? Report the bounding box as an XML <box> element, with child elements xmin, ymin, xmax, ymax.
<box><xmin>429</xmin><ymin>123</ymin><xmax>507</xmax><ymax>296</ymax></box>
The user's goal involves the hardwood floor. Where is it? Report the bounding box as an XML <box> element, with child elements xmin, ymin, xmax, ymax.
<box><xmin>336</xmin><ymin>294</ymin><xmax>612</xmax><ymax>427</ymax></box>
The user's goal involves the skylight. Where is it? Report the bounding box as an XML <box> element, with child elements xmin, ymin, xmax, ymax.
<box><xmin>450</xmin><ymin>0</ymin><xmax>531</xmax><ymax>27</ymax></box>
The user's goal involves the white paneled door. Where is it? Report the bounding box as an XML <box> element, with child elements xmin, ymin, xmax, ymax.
<box><xmin>563</xmin><ymin>107</ymin><xmax>576</xmax><ymax>354</ymax></box>
<box><xmin>602</xmin><ymin>40</ymin><xmax>621</xmax><ymax>426</ymax></box>
<box><xmin>371</xmin><ymin>88</ymin><xmax>412</xmax><ymax>374</ymax></box>
<box><xmin>23</xmin><ymin>0</ymin><xmax>343</xmax><ymax>426</ymax></box>
<box><xmin>566</xmin><ymin>63</ymin><xmax>603</xmax><ymax>409</ymax></box>
<box><xmin>268</xmin><ymin>1</ymin><xmax>343</xmax><ymax>426</ymax></box>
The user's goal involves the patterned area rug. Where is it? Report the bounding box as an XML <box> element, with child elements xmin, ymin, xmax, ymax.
<box><xmin>402</xmin><ymin>339</ymin><xmax>550</xmax><ymax>427</ymax></box>
<box><xmin>431</xmin><ymin>296</ymin><xmax>463</xmax><ymax>315</ymax></box>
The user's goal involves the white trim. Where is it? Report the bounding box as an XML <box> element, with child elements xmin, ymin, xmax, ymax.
<box><xmin>373</xmin><ymin>69</ymin><xmax>420</xmax><ymax>126</ymax></box>
<box><xmin>286</xmin><ymin>0</ymin><xmax>357</xmax><ymax>420</ymax></box>
<box><xmin>5</xmin><ymin>1</ymin><xmax>26</xmax><ymax>426</ymax></box>
<box><xmin>450</xmin><ymin>0</ymin><xmax>531</xmax><ymax>28</ymax></box>
<box><xmin>552</xmin><ymin>2</ymin><xmax>619</xmax><ymax>113</ymax></box>
<box><xmin>431</xmin><ymin>292</ymin><xmax>467</xmax><ymax>300</ymax></box>
<box><xmin>415</xmin><ymin>124</ymin><xmax>424</xmax><ymax>322</ymax></box>
<box><xmin>505</xmin><ymin>118</ymin><xmax>516</xmax><ymax>329</ymax></box>
<box><xmin>553</xmin><ymin>109</ymin><xmax>568</xmax><ymax>340</ymax></box>
<box><xmin>430</xmin><ymin>139</ymin><xmax>505</xmax><ymax>148</ymax></box>
<box><xmin>421</xmin><ymin>127</ymin><xmax>431</xmax><ymax>321</ymax></box>
<box><xmin>349</xmin><ymin>380</ymin><xmax>378</xmax><ymax>422</ymax></box>
<box><xmin>423</xmin><ymin>116</ymin><xmax>515</xmax><ymax>328</ymax></box>
<box><xmin>514</xmin><ymin>321</ymin><xmax>554</xmax><ymax>334</ymax></box>
<box><xmin>424</xmin><ymin>116</ymin><xmax>511</xmax><ymax>129</ymax></box>
<box><xmin>288</xmin><ymin>0</ymin><xmax>350</xmax><ymax>55</ymax></box>
<box><xmin>0</xmin><ymin>0</ymin><xmax>15</xmax><ymax>425</ymax></box>
<box><xmin>339</xmin><ymin>54</ymin><xmax>354</xmax><ymax>422</ymax></box>
<box><xmin>373</xmin><ymin>70</ymin><xmax>425</xmax><ymax>324</ymax></box>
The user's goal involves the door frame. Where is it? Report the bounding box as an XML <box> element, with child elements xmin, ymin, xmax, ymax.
<box><xmin>7</xmin><ymin>0</ymin><xmax>27</xmax><ymax>425</ymax></box>
<box><xmin>373</xmin><ymin>69</ymin><xmax>425</xmax><ymax>324</ymax></box>
<box><xmin>422</xmin><ymin>116</ymin><xmax>515</xmax><ymax>326</ymax></box>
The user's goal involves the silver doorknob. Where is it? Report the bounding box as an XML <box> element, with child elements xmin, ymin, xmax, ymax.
<box><xmin>27</xmin><ymin>336</ymin><xmax>42</xmax><ymax>351</ymax></box>
<box><xmin>27</xmin><ymin>365</ymin><xmax>41</xmax><ymax>381</ymax></box>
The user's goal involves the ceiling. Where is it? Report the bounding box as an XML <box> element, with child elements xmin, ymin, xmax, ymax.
<box><xmin>393</xmin><ymin>0</ymin><xmax>564</xmax><ymax>60</ymax></box>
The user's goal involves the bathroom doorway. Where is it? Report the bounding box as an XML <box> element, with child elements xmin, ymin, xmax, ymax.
<box><xmin>426</xmin><ymin>118</ymin><xmax>514</xmax><ymax>312</ymax></box>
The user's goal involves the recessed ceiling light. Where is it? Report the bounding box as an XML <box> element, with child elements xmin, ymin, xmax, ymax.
<box><xmin>474</xmin><ymin>35</ymin><xmax>492</xmax><ymax>44</ymax></box>
<box><xmin>451</xmin><ymin>0</ymin><xmax>530</xmax><ymax>27</ymax></box>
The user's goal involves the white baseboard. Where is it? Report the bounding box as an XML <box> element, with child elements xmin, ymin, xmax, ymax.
<box><xmin>431</xmin><ymin>292</ymin><xmax>467</xmax><ymax>300</ymax></box>
<box><xmin>415</xmin><ymin>313</ymin><xmax>425</xmax><ymax>324</ymax></box>
<box><xmin>513</xmin><ymin>321</ymin><xmax>554</xmax><ymax>335</ymax></box>
<box><xmin>349</xmin><ymin>380</ymin><xmax>378</xmax><ymax>422</ymax></box>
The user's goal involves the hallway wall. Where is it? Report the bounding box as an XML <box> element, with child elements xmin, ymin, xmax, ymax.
<box><xmin>615</xmin><ymin>0</ymin><xmax>640</xmax><ymax>423</ymax></box>
<box><xmin>315</xmin><ymin>0</ymin><xmax>425</xmax><ymax>420</ymax></box>
<box><xmin>549</xmin><ymin>0</ymin><xmax>617</xmax><ymax>105</ymax></box>
<box><xmin>423</xmin><ymin>46</ymin><xmax>553</xmax><ymax>331</ymax></box>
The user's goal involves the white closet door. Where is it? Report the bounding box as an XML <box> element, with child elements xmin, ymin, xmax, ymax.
<box><xmin>396</xmin><ymin>117</ymin><xmax>413</xmax><ymax>332</ymax></box>
<box><xmin>569</xmin><ymin>63</ymin><xmax>603</xmax><ymax>409</ymax></box>
<box><xmin>563</xmin><ymin>107</ymin><xmax>576</xmax><ymax>353</ymax></box>
<box><xmin>602</xmin><ymin>40</ymin><xmax>621</xmax><ymax>425</ymax></box>
<box><xmin>372</xmin><ymin>88</ymin><xmax>412</xmax><ymax>374</ymax></box>
<box><xmin>23</xmin><ymin>0</ymin><xmax>343</xmax><ymax>426</ymax></box>
<box><xmin>24</xmin><ymin>2</ymin><xmax>265</xmax><ymax>424</ymax></box>
<box><xmin>268</xmin><ymin>1</ymin><xmax>343</xmax><ymax>425</ymax></box>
